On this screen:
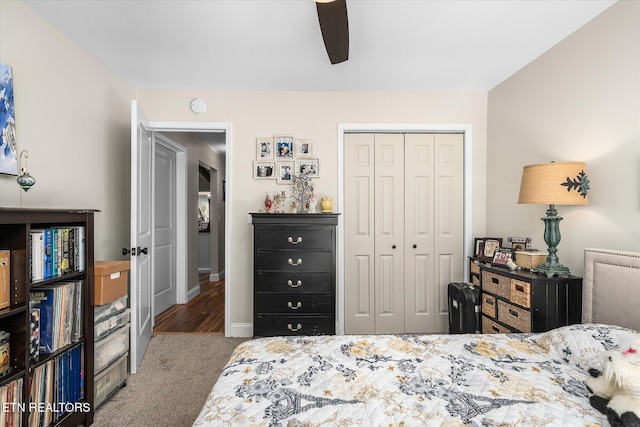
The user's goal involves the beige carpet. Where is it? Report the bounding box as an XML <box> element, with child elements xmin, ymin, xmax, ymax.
<box><xmin>92</xmin><ymin>334</ymin><xmax>249</xmax><ymax>427</ymax></box>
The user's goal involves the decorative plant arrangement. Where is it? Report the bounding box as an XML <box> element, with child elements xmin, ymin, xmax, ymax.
<box><xmin>290</xmin><ymin>174</ymin><xmax>316</xmax><ymax>213</ymax></box>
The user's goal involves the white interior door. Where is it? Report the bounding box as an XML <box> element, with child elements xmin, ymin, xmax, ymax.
<box><xmin>404</xmin><ymin>133</ymin><xmax>435</xmax><ymax>333</ymax></box>
<box><xmin>374</xmin><ymin>133</ymin><xmax>405</xmax><ymax>334</ymax></box>
<box><xmin>153</xmin><ymin>140</ymin><xmax>177</xmax><ymax>315</ymax></box>
<box><xmin>343</xmin><ymin>134</ymin><xmax>375</xmax><ymax>334</ymax></box>
<box><xmin>344</xmin><ymin>132</ymin><xmax>464</xmax><ymax>335</ymax></box>
<box><xmin>130</xmin><ymin>100</ymin><xmax>153</xmax><ymax>374</ymax></box>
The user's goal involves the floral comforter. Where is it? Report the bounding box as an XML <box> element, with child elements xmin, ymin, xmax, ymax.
<box><xmin>193</xmin><ymin>324</ymin><xmax>638</xmax><ymax>427</ymax></box>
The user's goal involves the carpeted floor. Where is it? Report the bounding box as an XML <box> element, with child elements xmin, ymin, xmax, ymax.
<box><xmin>92</xmin><ymin>334</ymin><xmax>249</xmax><ymax>427</ymax></box>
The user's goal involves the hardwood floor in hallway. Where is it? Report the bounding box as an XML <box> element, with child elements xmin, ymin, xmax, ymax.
<box><xmin>153</xmin><ymin>274</ymin><xmax>224</xmax><ymax>333</ymax></box>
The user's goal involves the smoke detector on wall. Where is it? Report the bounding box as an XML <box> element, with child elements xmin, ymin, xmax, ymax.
<box><xmin>190</xmin><ymin>98</ymin><xmax>207</xmax><ymax>114</ymax></box>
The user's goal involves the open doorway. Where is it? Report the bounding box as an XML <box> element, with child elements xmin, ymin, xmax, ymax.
<box><xmin>153</xmin><ymin>130</ymin><xmax>226</xmax><ymax>333</ymax></box>
<box><xmin>144</xmin><ymin>126</ymin><xmax>229</xmax><ymax>334</ymax></box>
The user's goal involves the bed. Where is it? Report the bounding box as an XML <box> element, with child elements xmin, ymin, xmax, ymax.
<box><xmin>193</xmin><ymin>249</ymin><xmax>640</xmax><ymax>426</ymax></box>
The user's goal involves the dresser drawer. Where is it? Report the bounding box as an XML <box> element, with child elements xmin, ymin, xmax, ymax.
<box><xmin>257</xmin><ymin>228</ymin><xmax>333</xmax><ymax>250</ymax></box>
<box><xmin>497</xmin><ymin>300</ymin><xmax>531</xmax><ymax>332</ymax></box>
<box><xmin>256</xmin><ymin>272</ymin><xmax>332</xmax><ymax>292</ymax></box>
<box><xmin>256</xmin><ymin>293</ymin><xmax>332</xmax><ymax>314</ymax></box>
<box><xmin>481</xmin><ymin>293</ymin><xmax>496</xmax><ymax>318</ymax></box>
<box><xmin>482</xmin><ymin>271</ymin><xmax>511</xmax><ymax>299</ymax></box>
<box><xmin>510</xmin><ymin>279</ymin><xmax>531</xmax><ymax>308</ymax></box>
<box><xmin>254</xmin><ymin>315</ymin><xmax>334</xmax><ymax>337</ymax></box>
<box><xmin>482</xmin><ymin>315</ymin><xmax>511</xmax><ymax>334</ymax></box>
<box><xmin>256</xmin><ymin>251</ymin><xmax>332</xmax><ymax>272</ymax></box>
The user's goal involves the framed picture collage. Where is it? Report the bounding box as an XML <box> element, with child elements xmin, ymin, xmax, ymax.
<box><xmin>254</xmin><ymin>135</ymin><xmax>319</xmax><ymax>184</ymax></box>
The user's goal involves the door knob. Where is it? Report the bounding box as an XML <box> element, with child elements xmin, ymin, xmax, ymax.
<box><xmin>413</xmin><ymin>244</ymin><xmax>417</xmax><ymax>249</ymax></box>
<box><xmin>122</xmin><ymin>248</ymin><xmax>131</xmax><ymax>256</ymax></box>
<box><xmin>392</xmin><ymin>245</ymin><xmax>396</xmax><ymax>249</ymax></box>
<box><xmin>137</xmin><ymin>247</ymin><xmax>148</xmax><ymax>255</ymax></box>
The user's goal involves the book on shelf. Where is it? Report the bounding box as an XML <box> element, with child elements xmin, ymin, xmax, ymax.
<box><xmin>0</xmin><ymin>331</ymin><xmax>10</xmax><ymax>379</ymax></box>
<box><xmin>0</xmin><ymin>378</ymin><xmax>23</xmax><ymax>427</ymax></box>
<box><xmin>29</xmin><ymin>227</ymin><xmax>85</xmax><ymax>282</ymax></box>
<box><xmin>30</xmin><ymin>307</ymin><xmax>40</xmax><ymax>362</ymax></box>
<box><xmin>0</xmin><ymin>250</ymin><xmax>10</xmax><ymax>309</ymax></box>
<box><xmin>29</xmin><ymin>281</ymin><xmax>83</xmax><ymax>355</ymax></box>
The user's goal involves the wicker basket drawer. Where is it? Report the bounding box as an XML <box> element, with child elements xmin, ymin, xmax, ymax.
<box><xmin>497</xmin><ymin>300</ymin><xmax>531</xmax><ymax>332</ymax></box>
<box><xmin>482</xmin><ymin>315</ymin><xmax>511</xmax><ymax>334</ymax></box>
<box><xmin>481</xmin><ymin>293</ymin><xmax>497</xmax><ymax>318</ymax></box>
<box><xmin>470</xmin><ymin>261</ymin><xmax>480</xmax><ymax>275</ymax></box>
<box><xmin>510</xmin><ymin>279</ymin><xmax>531</xmax><ymax>308</ymax></box>
<box><xmin>482</xmin><ymin>271</ymin><xmax>510</xmax><ymax>299</ymax></box>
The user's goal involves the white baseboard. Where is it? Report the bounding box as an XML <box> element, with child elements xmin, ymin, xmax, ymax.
<box><xmin>226</xmin><ymin>322</ymin><xmax>252</xmax><ymax>337</ymax></box>
<box><xmin>187</xmin><ymin>285</ymin><xmax>200</xmax><ymax>302</ymax></box>
<box><xmin>198</xmin><ymin>268</ymin><xmax>211</xmax><ymax>273</ymax></box>
<box><xmin>210</xmin><ymin>270</ymin><xmax>225</xmax><ymax>281</ymax></box>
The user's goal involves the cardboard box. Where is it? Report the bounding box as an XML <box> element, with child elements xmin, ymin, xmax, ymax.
<box><xmin>514</xmin><ymin>251</ymin><xmax>548</xmax><ymax>270</ymax></box>
<box><xmin>94</xmin><ymin>261</ymin><xmax>131</xmax><ymax>305</ymax></box>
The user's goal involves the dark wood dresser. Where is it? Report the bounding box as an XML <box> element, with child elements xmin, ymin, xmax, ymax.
<box><xmin>480</xmin><ymin>264</ymin><xmax>582</xmax><ymax>333</ymax></box>
<box><xmin>251</xmin><ymin>213</ymin><xmax>339</xmax><ymax>337</ymax></box>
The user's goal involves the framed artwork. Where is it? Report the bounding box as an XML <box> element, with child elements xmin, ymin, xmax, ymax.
<box><xmin>198</xmin><ymin>193</ymin><xmax>210</xmax><ymax>232</ymax></box>
<box><xmin>274</xmin><ymin>135</ymin><xmax>294</xmax><ymax>159</ymax></box>
<box><xmin>295</xmin><ymin>158</ymin><xmax>320</xmax><ymax>177</ymax></box>
<box><xmin>0</xmin><ymin>63</ymin><xmax>17</xmax><ymax>176</ymax></box>
<box><xmin>276</xmin><ymin>161</ymin><xmax>294</xmax><ymax>184</ymax></box>
<box><xmin>294</xmin><ymin>139</ymin><xmax>312</xmax><ymax>157</ymax></box>
<box><xmin>253</xmin><ymin>161</ymin><xmax>276</xmax><ymax>179</ymax></box>
<box><xmin>507</xmin><ymin>237</ymin><xmax>531</xmax><ymax>251</ymax></box>
<box><xmin>256</xmin><ymin>137</ymin><xmax>273</xmax><ymax>160</ymax></box>
<box><xmin>492</xmin><ymin>248</ymin><xmax>514</xmax><ymax>267</ymax></box>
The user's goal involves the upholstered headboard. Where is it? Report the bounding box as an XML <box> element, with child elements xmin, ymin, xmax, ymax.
<box><xmin>583</xmin><ymin>248</ymin><xmax>640</xmax><ymax>332</ymax></box>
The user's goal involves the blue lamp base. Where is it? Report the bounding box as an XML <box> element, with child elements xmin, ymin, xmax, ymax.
<box><xmin>534</xmin><ymin>204</ymin><xmax>572</xmax><ymax>277</ymax></box>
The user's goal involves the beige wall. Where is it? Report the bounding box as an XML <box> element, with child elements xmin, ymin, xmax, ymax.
<box><xmin>0</xmin><ymin>1</ymin><xmax>134</xmax><ymax>261</ymax></box>
<box><xmin>487</xmin><ymin>0</ymin><xmax>640</xmax><ymax>276</ymax></box>
<box><xmin>137</xmin><ymin>89</ymin><xmax>488</xmax><ymax>334</ymax></box>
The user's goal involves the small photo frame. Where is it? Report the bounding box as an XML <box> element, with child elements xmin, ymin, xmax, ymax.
<box><xmin>256</xmin><ymin>137</ymin><xmax>274</xmax><ymax>160</ymax></box>
<box><xmin>253</xmin><ymin>161</ymin><xmax>276</xmax><ymax>179</ymax></box>
<box><xmin>507</xmin><ymin>237</ymin><xmax>531</xmax><ymax>252</ymax></box>
<box><xmin>274</xmin><ymin>135</ymin><xmax>294</xmax><ymax>159</ymax></box>
<box><xmin>276</xmin><ymin>161</ymin><xmax>294</xmax><ymax>184</ymax></box>
<box><xmin>474</xmin><ymin>237</ymin><xmax>502</xmax><ymax>261</ymax></box>
<box><xmin>294</xmin><ymin>139</ymin><xmax>312</xmax><ymax>157</ymax></box>
<box><xmin>295</xmin><ymin>158</ymin><xmax>320</xmax><ymax>177</ymax></box>
<box><xmin>492</xmin><ymin>248</ymin><xmax>514</xmax><ymax>267</ymax></box>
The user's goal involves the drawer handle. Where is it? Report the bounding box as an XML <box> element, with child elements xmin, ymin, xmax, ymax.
<box><xmin>515</xmin><ymin>284</ymin><xmax>525</xmax><ymax>292</ymax></box>
<box><xmin>287</xmin><ymin>279</ymin><xmax>303</xmax><ymax>288</ymax></box>
<box><xmin>287</xmin><ymin>323</ymin><xmax>302</xmax><ymax>332</ymax></box>
<box><xmin>287</xmin><ymin>236</ymin><xmax>303</xmax><ymax>245</ymax></box>
<box><xmin>287</xmin><ymin>301</ymin><xmax>302</xmax><ymax>310</ymax></box>
<box><xmin>491</xmin><ymin>277</ymin><xmax>499</xmax><ymax>284</ymax></box>
<box><xmin>485</xmin><ymin>299</ymin><xmax>494</xmax><ymax>306</ymax></box>
<box><xmin>508</xmin><ymin>308</ymin><xmax>519</xmax><ymax>317</ymax></box>
<box><xmin>288</xmin><ymin>258</ymin><xmax>303</xmax><ymax>266</ymax></box>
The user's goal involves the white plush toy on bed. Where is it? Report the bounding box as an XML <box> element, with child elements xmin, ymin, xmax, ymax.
<box><xmin>586</xmin><ymin>339</ymin><xmax>640</xmax><ymax>427</ymax></box>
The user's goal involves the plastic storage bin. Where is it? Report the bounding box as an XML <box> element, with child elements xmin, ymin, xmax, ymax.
<box><xmin>94</xmin><ymin>296</ymin><xmax>128</xmax><ymax>323</ymax></box>
<box><xmin>94</xmin><ymin>352</ymin><xmax>128</xmax><ymax>407</ymax></box>
<box><xmin>95</xmin><ymin>324</ymin><xmax>130</xmax><ymax>374</ymax></box>
<box><xmin>95</xmin><ymin>309</ymin><xmax>130</xmax><ymax>340</ymax></box>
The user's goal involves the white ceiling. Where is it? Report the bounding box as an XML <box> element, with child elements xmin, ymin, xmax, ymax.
<box><xmin>22</xmin><ymin>0</ymin><xmax>616</xmax><ymax>92</ymax></box>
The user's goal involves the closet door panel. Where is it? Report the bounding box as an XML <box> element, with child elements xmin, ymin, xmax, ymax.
<box><xmin>434</xmin><ymin>133</ymin><xmax>465</xmax><ymax>331</ymax></box>
<box><xmin>344</xmin><ymin>134</ymin><xmax>375</xmax><ymax>334</ymax></box>
<box><xmin>374</xmin><ymin>134</ymin><xmax>405</xmax><ymax>334</ymax></box>
<box><xmin>404</xmin><ymin>133</ymin><xmax>435</xmax><ymax>333</ymax></box>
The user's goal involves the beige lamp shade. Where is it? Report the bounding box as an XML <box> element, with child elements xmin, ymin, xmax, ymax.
<box><xmin>518</xmin><ymin>162</ymin><xmax>589</xmax><ymax>205</ymax></box>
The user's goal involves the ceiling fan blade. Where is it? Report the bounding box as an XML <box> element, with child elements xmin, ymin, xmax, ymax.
<box><xmin>316</xmin><ymin>0</ymin><xmax>349</xmax><ymax>64</ymax></box>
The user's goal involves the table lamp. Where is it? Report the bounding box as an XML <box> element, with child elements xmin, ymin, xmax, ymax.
<box><xmin>517</xmin><ymin>161</ymin><xmax>589</xmax><ymax>277</ymax></box>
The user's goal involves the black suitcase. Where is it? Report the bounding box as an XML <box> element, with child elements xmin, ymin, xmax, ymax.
<box><xmin>448</xmin><ymin>282</ymin><xmax>481</xmax><ymax>334</ymax></box>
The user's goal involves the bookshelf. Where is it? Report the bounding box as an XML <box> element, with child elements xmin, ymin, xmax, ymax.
<box><xmin>0</xmin><ymin>208</ymin><xmax>95</xmax><ymax>427</ymax></box>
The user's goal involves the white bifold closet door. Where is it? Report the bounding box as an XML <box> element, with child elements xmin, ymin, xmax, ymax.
<box><xmin>344</xmin><ymin>133</ymin><xmax>464</xmax><ymax>334</ymax></box>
